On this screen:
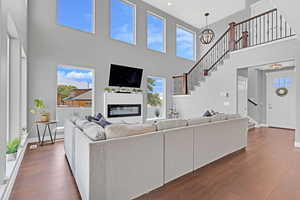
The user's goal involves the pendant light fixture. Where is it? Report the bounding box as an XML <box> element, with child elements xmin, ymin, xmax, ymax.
<box><xmin>200</xmin><ymin>13</ymin><xmax>215</xmax><ymax>45</ymax></box>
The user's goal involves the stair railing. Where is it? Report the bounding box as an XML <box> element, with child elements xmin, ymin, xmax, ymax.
<box><xmin>173</xmin><ymin>8</ymin><xmax>296</xmax><ymax>95</ymax></box>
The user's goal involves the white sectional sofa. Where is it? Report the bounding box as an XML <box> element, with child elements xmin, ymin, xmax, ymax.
<box><xmin>64</xmin><ymin>115</ymin><xmax>248</xmax><ymax>200</ymax></box>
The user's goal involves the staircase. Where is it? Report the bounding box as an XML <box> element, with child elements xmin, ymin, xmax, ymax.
<box><xmin>173</xmin><ymin>9</ymin><xmax>295</xmax><ymax>95</ymax></box>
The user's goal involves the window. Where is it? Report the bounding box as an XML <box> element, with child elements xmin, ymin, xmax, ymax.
<box><xmin>273</xmin><ymin>77</ymin><xmax>292</xmax><ymax>88</ymax></box>
<box><xmin>176</xmin><ymin>26</ymin><xmax>195</xmax><ymax>60</ymax></box>
<box><xmin>147</xmin><ymin>77</ymin><xmax>166</xmax><ymax>120</ymax></box>
<box><xmin>57</xmin><ymin>66</ymin><xmax>94</xmax><ymax>127</ymax></box>
<box><xmin>110</xmin><ymin>0</ymin><xmax>136</xmax><ymax>44</ymax></box>
<box><xmin>147</xmin><ymin>12</ymin><xmax>165</xmax><ymax>52</ymax></box>
<box><xmin>57</xmin><ymin>0</ymin><xmax>94</xmax><ymax>32</ymax></box>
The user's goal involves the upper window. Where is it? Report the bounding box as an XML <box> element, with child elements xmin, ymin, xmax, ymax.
<box><xmin>147</xmin><ymin>12</ymin><xmax>165</xmax><ymax>52</ymax></box>
<box><xmin>57</xmin><ymin>0</ymin><xmax>94</xmax><ymax>33</ymax></box>
<box><xmin>176</xmin><ymin>26</ymin><xmax>195</xmax><ymax>60</ymax></box>
<box><xmin>110</xmin><ymin>0</ymin><xmax>136</xmax><ymax>44</ymax></box>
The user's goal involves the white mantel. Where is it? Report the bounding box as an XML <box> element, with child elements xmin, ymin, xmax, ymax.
<box><xmin>104</xmin><ymin>93</ymin><xmax>144</xmax><ymax>124</ymax></box>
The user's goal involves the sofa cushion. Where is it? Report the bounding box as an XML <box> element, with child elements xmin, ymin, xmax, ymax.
<box><xmin>226</xmin><ymin>114</ymin><xmax>241</xmax><ymax>120</ymax></box>
<box><xmin>105</xmin><ymin>123</ymin><xmax>156</xmax><ymax>139</ymax></box>
<box><xmin>82</xmin><ymin>122</ymin><xmax>106</xmax><ymax>141</ymax></box>
<box><xmin>187</xmin><ymin>117</ymin><xmax>211</xmax><ymax>126</ymax></box>
<box><xmin>210</xmin><ymin>114</ymin><xmax>227</xmax><ymax>122</ymax></box>
<box><xmin>75</xmin><ymin>119</ymin><xmax>90</xmax><ymax>129</ymax></box>
<box><xmin>155</xmin><ymin>119</ymin><xmax>188</xmax><ymax>131</ymax></box>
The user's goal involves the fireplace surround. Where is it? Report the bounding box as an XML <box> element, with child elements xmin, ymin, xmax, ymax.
<box><xmin>104</xmin><ymin>93</ymin><xmax>144</xmax><ymax>123</ymax></box>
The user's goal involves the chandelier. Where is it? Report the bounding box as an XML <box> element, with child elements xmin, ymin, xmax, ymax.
<box><xmin>200</xmin><ymin>13</ymin><xmax>215</xmax><ymax>45</ymax></box>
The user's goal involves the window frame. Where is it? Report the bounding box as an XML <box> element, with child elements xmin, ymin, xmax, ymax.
<box><xmin>146</xmin><ymin>11</ymin><xmax>166</xmax><ymax>53</ymax></box>
<box><xmin>175</xmin><ymin>24</ymin><xmax>196</xmax><ymax>61</ymax></box>
<box><xmin>56</xmin><ymin>0</ymin><xmax>96</xmax><ymax>34</ymax></box>
<box><xmin>56</xmin><ymin>65</ymin><xmax>95</xmax><ymax>127</ymax></box>
<box><xmin>109</xmin><ymin>0</ymin><xmax>137</xmax><ymax>45</ymax></box>
<box><xmin>146</xmin><ymin>76</ymin><xmax>167</xmax><ymax>121</ymax></box>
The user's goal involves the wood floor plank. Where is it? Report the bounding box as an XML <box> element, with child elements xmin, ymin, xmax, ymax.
<box><xmin>10</xmin><ymin>128</ymin><xmax>300</xmax><ymax>200</ymax></box>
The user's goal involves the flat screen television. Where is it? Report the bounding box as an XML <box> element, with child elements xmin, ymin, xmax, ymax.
<box><xmin>109</xmin><ymin>64</ymin><xmax>143</xmax><ymax>88</ymax></box>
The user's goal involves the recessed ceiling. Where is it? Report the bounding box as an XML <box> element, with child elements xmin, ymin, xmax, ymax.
<box><xmin>142</xmin><ymin>0</ymin><xmax>246</xmax><ymax>28</ymax></box>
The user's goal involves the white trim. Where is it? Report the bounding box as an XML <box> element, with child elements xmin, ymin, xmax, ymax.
<box><xmin>175</xmin><ymin>24</ymin><xmax>196</xmax><ymax>61</ymax></box>
<box><xmin>146</xmin><ymin>11</ymin><xmax>166</xmax><ymax>53</ymax></box>
<box><xmin>258</xmin><ymin>124</ymin><xmax>268</xmax><ymax>128</ymax></box>
<box><xmin>27</xmin><ymin>134</ymin><xmax>64</xmax><ymax>144</ymax></box>
<box><xmin>295</xmin><ymin>142</ymin><xmax>300</xmax><ymax>148</ymax></box>
<box><xmin>1</xmin><ymin>141</ymin><xmax>28</xmax><ymax>200</ymax></box>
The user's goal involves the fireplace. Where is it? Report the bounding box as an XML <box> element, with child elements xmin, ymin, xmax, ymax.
<box><xmin>107</xmin><ymin>104</ymin><xmax>142</xmax><ymax>118</ymax></box>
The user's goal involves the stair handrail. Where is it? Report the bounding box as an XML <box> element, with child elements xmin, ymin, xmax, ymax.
<box><xmin>187</xmin><ymin>27</ymin><xmax>231</xmax><ymax>74</ymax></box>
<box><xmin>173</xmin><ymin>8</ymin><xmax>295</xmax><ymax>95</ymax></box>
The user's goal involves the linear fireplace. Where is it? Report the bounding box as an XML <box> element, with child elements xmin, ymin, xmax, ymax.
<box><xmin>107</xmin><ymin>104</ymin><xmax>142</xmax><ymax>118</ymax></box>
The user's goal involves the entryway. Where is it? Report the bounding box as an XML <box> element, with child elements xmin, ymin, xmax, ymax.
<box><xmin>237</xmin><ymin>61</ymin><xmax>296</xmax><ymax>130</ymax></box>
<box><xmin>266</xmin><ymin>69</ymin><xmax>296</xmax><ymax>129</ymax></box>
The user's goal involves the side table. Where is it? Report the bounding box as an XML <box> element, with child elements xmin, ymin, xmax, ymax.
<box><xmin>35</xmin><ymin>121</ymin><xmax>58</xmax><ymax>146</ymax></box>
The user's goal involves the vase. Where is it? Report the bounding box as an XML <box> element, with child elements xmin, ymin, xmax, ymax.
<box><xmin>6</xmin><ymin>153</ymin><xmax>17</xmax><ymax>161</ymax></box>
<box><xmin>40</xmin><ymin>114</ymin><xmax>49</xmax><ymax>122</ymax></box>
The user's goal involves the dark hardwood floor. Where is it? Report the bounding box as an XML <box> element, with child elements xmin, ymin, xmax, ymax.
<box><xmin>10</xmin><ymin>128</ymin><xmax>300</xmax><ymax>200</ymax></box>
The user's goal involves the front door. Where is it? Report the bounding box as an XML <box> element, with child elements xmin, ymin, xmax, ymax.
<box><xmin>266</xmin><ymin>70</ymin><xmax>295</xmax><ymax>129</ymax></box>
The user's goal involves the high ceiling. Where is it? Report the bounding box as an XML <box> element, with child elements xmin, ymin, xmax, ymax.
<box><xmin>142</xmin><ymin>0</ymin><xmax>246</xmax><ymax>28</ymax></box>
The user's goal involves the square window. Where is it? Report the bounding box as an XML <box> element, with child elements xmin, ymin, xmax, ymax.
<box><xmin>176</xmin><ymin>26</ymin><xmax>195</xmax><ymax>60</ymax></box>
<box><xmin>110</xmin><ymin>0</ymin><xmax>136</xmax><ymax>44</ymax></box>
<box><xmin>147</xmin><ymin>13</ymin><xmax>165</xmax><ymax>52</ymax></box>
<box><xmin>57</xmin><ymin>0</ymin><xmax>94</xmax><ymax>32</ymax></box>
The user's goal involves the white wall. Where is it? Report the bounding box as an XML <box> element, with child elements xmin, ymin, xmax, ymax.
<box><xmin>174</xmin><ymin>38</ymin><xmax>300</xmax><ymax>120</ymax></box>
<box><xmin>28</xmin><ymin>0</ymin><xmax>202</xmax><ymax>138</ymax></box>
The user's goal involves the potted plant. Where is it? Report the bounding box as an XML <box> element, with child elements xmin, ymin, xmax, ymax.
<box><xmin>6</xmin><ymin>138</ymin><xmax>21</xmax><ymax>161</ymax></box>
<box><xmin>104</xmin><ymin>87</ymin><xmax>112</xmax><ymax>93</ymax></box>
<box><xmin>30</xmin><ymin>99</ymin><xmax>49</xmax><ymax>122</ymax></box>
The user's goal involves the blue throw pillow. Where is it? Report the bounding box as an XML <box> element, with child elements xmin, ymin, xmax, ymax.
<box><xmin>87</xmin><ymin>113</ymin><xmax>112</xmax><ymax>128</ymax></box>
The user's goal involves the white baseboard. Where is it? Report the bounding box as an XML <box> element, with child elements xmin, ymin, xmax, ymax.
<box><xmin>295</xmin><ymin>142</ymin><xmax>300</xmax><ymax>148</ymax></box>
<box><xmin>258</xmin><ymin>124</ymin><xmax>268</xmax><ymax>128</ymax></box>
<box><xmin>27</xmin><ymin>134</ymin><xmax>64</xmax><ymax>143</ymax></box>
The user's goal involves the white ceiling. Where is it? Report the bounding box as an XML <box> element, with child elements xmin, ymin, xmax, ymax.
<box><xmin>142</xmin><ymin>0</ymin><xmax>246</xmax><ymax>28</ymax></box>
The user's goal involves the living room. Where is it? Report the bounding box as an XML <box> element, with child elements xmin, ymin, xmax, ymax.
<box><xmin>1</xmin><ymin>0</ymin><xmax>300</xmax><ymax>199</ymax></box>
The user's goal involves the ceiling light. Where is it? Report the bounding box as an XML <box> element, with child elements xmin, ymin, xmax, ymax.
<box><xmin>167</xmin><ymin>2</ymin><xmax>173</xmax><ymax>6</ymax></box>
<box><xmin>200</xmin><ymin>13</ymin><xmax>215</xmax><ymax>45</ymax></box>
<box><xmin>270</xmin><ymin>63</ymin><xmax>282</xmax><ymax>69</ymax></box>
